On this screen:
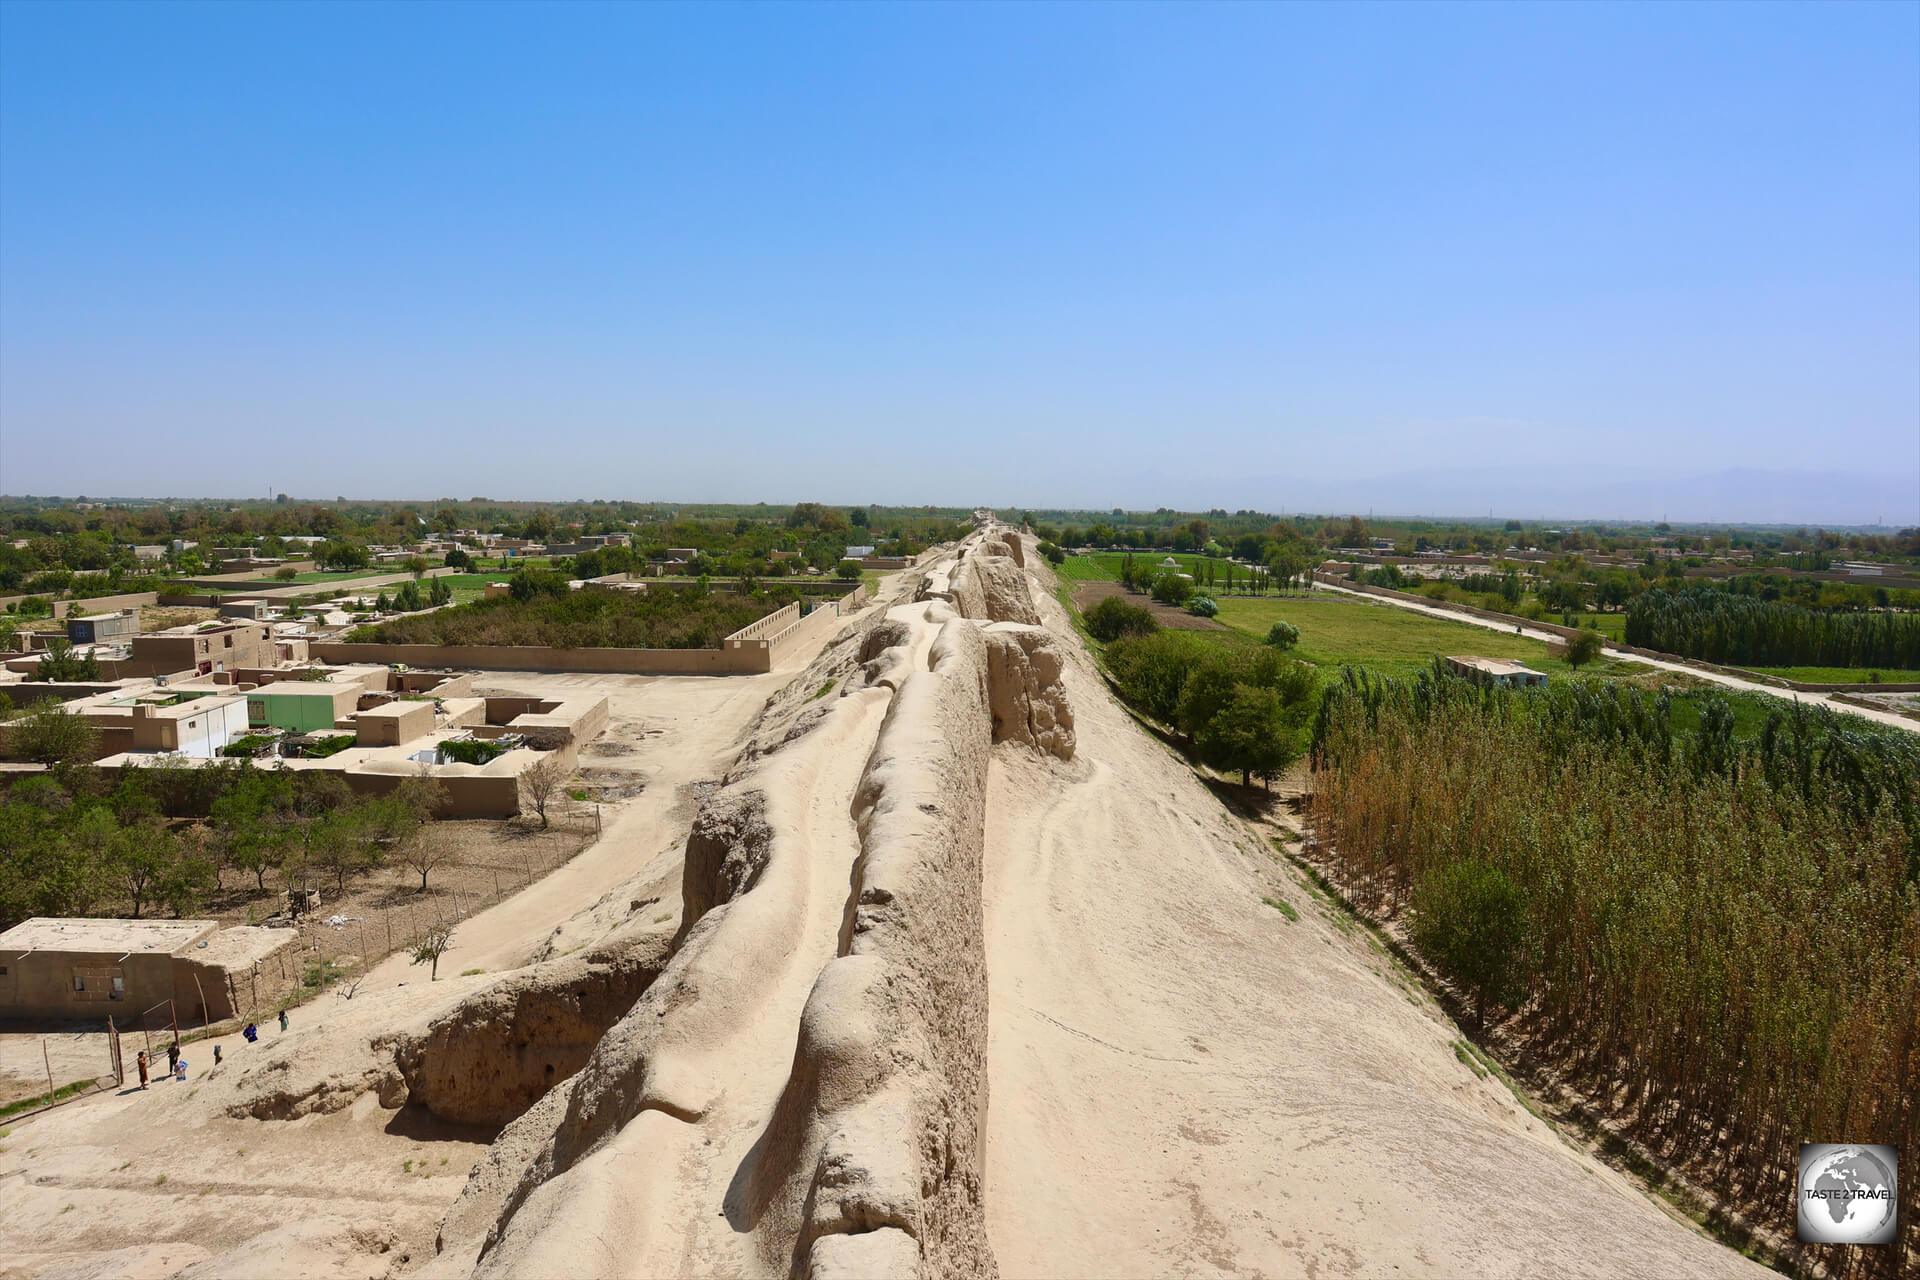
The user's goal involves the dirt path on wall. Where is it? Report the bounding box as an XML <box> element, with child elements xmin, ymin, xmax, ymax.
<box><xmin>478</xmin><ymin>672</ymin><xmax>902</xmax><ymax>1277</ymax></box>
<box><xmin>980</xmin><ymin>561</ymin><xmax>1769</xmax><ymax>1278</ymax></box>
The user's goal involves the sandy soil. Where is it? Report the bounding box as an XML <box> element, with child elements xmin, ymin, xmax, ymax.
<box><xmin>1</xmin><ymin>1029</ymin><xmax>114</xmax><ymax>1110</ymax></box>
<box><xmin>980</xmin><ymin>555</ymin><xmax>1768</xmax><ymax>1278</ymax></box>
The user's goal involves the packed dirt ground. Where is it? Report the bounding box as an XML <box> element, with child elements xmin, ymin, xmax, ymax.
<box><xmin>1</xmin><ymin>535</ymin><xmax>1771</xmax><ymax>1279</ymax></box>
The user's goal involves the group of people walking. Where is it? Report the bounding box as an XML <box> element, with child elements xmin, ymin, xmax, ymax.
<box><xmin>133</xmin><ymin>1008</ymin><xmax>290</xmax><ymax>1089</ymax></box>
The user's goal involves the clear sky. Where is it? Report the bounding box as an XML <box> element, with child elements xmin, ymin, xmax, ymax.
<box><xmin>2</xmin><ymin>1</ymin><xmax>1916</xmax><ymax>522</ymax></box>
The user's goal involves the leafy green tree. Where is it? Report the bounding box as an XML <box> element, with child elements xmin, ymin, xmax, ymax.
<box><xmin>316</xmin><ymin>540</ymin><xmax>371</xmax><ymax>571</ymax></box>
<box><xmin>1194</xmin><ymin>685</ymin><xmax>1297</xmax><ymax>788</ymax></box>
<box><xmin>836</xmin><ymin>560</ymin><xmax>863</xmax><ymax>582</ymax></box>
<box><xmin>1410</xmin><ymin>859</ymin><xmax>1531</xmax><ymax>1030</ymax></box>
<box><xmin>1150</xmin><ymin>572</ymin><xmax>1194</xmax><ymax>606</ymax></box>
<box><xmin>1267</xmin><ymin>548</ymin><xmax>1305</xmax><ymax>595</ymax></box>
<box><xmin>1185</xmin><ymin>595</ymin><xmax>1218</xmax><ymax>618</ymax></box>
<box><xmin>1565</xmin><ymin>629</ymin><xmax>1604</xmax><ymax>670</ymax></box>
<box><xmin>112</xmin><ymin>821</ymin><xmax>174</xmax><ymax>919</ymax></box>
<box><xmin>160</xmin><ymin>827</ymin><xmax>218</xmax><ymax>917</ymax></box>
<box><xmin>37</xmin><ymin>638</ymin><xmax>102</xmax><ymax>682</ymax></box>
<box><xmin>310</xmin><ymin>805</ymin><xmax>373</xmax><ymax>894</ymax></box>
<box><xmin>1265</xmin><ymin>621</ymin><xmax>1300</xmax><ymax>650</ymax></box>
<box><xmin>507</xmin><ymin>567</ymin><xmax>569</xmax><ymax>601</ymax></box>
<box><xmin>411</xmin><ymin>922</ymin><xmax>456</xmax><ymax>980</ymax></box>
<box><xmin>1084</xmin><ymin>597</ymin><xmax>1157</xmax><ymax>642</ymax></box>
<box><xmin>8</xmin><ymin>698</ymin><xmax>100</xmax><ymax>764</ymax></box>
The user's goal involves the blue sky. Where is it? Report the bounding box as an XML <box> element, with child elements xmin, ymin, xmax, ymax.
<box><xmin>2</xmin><ymin>1</ymin><xmax>1916</xmax><ymax>522</ymax></box>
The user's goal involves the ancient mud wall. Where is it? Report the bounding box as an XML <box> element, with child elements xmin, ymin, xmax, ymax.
<box><xmin>428</xmin><ymin>525</ymin><xmax>1067</xmax><ymax>1280</ymax></box>
<box><xmin>747</xmin><ymin>615</ymin><xmax>998</xmax><ymax>1279</ymax></box>
<box><xmin>393</xmin><ymin>927</ymin><xmax>674</xmax><ymax>1127</ymax></box>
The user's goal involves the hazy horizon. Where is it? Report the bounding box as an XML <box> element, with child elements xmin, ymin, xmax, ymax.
<box><xmin>5</xmin><ymin>461</ymin><xmax>1913</xmax><ymax>530</ymax></box>
<box><xmin>2</xmin><ymin>3</ymin><xmax>1916</xmax><ymax>522</ymax></box>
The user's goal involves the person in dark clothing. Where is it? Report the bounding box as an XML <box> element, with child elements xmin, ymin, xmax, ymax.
<box><xmin>278</xmin><ymin>1010</ymin><xmax>289</xmax><ymax>1033</ymax></box>
<box><xmin>213</xmin><ymin>1043</ymin><xmax>222</xmax><ymax>1066</ymax></box>
<box><xmin>243</xmin><ymin>1023</ymin><xmax>259</xmax><ymax>1043</ymax></box>
<box><xmin>166</xmin><ymin>1041</ymin><xmax>180</xmax><ymax>1077</ymax></box>
<box><xmin>136</xmin><ymin>1051</ymin><xmax>149</xmax><ymax>1089</ymax></box>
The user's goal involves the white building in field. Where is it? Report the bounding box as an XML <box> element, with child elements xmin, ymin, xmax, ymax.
<box><xmin>1447</xmin><ymin>656</ymin><xmax>1547</xmax><ymax>689</ymax></box>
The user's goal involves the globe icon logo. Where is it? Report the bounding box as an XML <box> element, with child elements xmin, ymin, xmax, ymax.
<box><xmin>1797</xmin><ymin>1144</ymin><xmax>1898</xmax><ymax>1245</ymax></box>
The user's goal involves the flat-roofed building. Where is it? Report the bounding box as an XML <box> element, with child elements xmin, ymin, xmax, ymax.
<box><xmin>66</xmin><ymin>610</ymin><xmax>141</xmax><ymax>645</ymax></box>
<box><xmin>129</xmin><ymin>623</ymin><xmax>274</xmax><ymax>678</ymax></box>
<box><xmin>0</xmin><ymin>917</ymin><xmax>296</xmax><ymax>1022</ymax></box>
<box><xmin>356</xmin><ymin>699</ymin><xmax>435</xmax><ymax>747</ymax></box>
<box><xmin>245</xmin><ymin>682</ymin><xmax>360</xmax><ymax>732</ymax></box>
<box><xmin>1447</xmin><ymin>655</ymin><xmax>1548</xmax><ymax>689</ymax></box>
<box><xmin>126</xmin><ymin>693</ymin><xmax>251</xmax><ymax>756</ymax></box>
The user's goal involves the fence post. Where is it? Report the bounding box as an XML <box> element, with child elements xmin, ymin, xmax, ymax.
<box><xmin>44</xmin><ymin>1040</ymin><xmax>55</xmax><ymax>1111</ymax></box>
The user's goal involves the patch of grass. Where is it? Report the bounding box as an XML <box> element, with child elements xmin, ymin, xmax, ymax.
<box><xmin>1262</xmin><ymin>895</ymin><xmax>1300</xmax><ymax>921</ymax></box>
<box><xmin>402</xmin><ymin>1159</ymin><xmax>413</xmax><ymax>1173</ymax></box>
<box><xmin>809</xmin><ymin>679</ymin><xmax>836</xmax><ymax>701</ymax></box>
<box><xmin>1062</xmin><ymin>552</ymin><xmax>1242</xmax><ymax>584</ymax></box>
<box><xmin>459</xmin><ymin>968</ymin><xmax>485</xmax><ymax>977</ymax></box>
<box><xmin>1214</xmin><ymin>594</ymin><xmax>1581</xmax><ymax>680</ymax></box>
<box><xmin>154</xmin><ymin>1173</ymin><xmax>168</xmax><ymax>1186</ymax></box>
<box><xmin>1054</xmin><ymin>583</ymin><xmax>1095</xmax><ymax>646</ymax></box>
<box><xmin>301</xmin><ymin>960</ymin><xmax>345</xmax><ymax>990</ymax></box>
<box><xmin>1742</xmin><ymin>665</ymin><xmax>1920</xmax><ymax>684</ymax></box>
<box><xmin>0</xmin><ymin>1079</ymin><xmax>93</xmax><ymax>1120</ymax></box>
<box><xmin>231</xmin><ymin>569</ymin><xmax>399</xmax><ymax>586</ymax></box>
<box><xmin>1053</xmin><ymin>554</ymin><xmax>1119</xmax><ymax>582</ymax></box>
<box><xmin>1453</xmin><ymin>1040</ymin><xmax>1489</xmax><ymax>1079</ymax></box>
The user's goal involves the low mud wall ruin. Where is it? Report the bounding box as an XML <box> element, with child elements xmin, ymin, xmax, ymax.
<box><xmin>311</xmin><ymin>588</ymin><xmax>870</xmax><ymax>677</ymax></box>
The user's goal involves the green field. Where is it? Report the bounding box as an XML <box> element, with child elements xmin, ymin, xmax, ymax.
<box><xmin>234</xmin><ymin>569</ymin><xmax>400</xmax><ymax>586</ymax></box>
<box><xmin>1053</xmin><ymin>554</ymin><xmax>1118</xmax><ymax>582</ymax></box>
<box><xmin>1559</xmin><ymin>610</ymin><xmax>1627</xmax><ymax>639</ymax></box>
<box><xmin>1211</xmin><ymin>594</ymin><xmax>1584</xmax><ymax>680</ymax></box>
<box><xmin>1741</xmin><ymin>665</ymin><xmax>1920</xmax><ymax>685</ymax></box>
<box><xmin>1057</xmin><ymin>551</ymin><xmax>1260</xmax><ymax>586</ymax></box>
